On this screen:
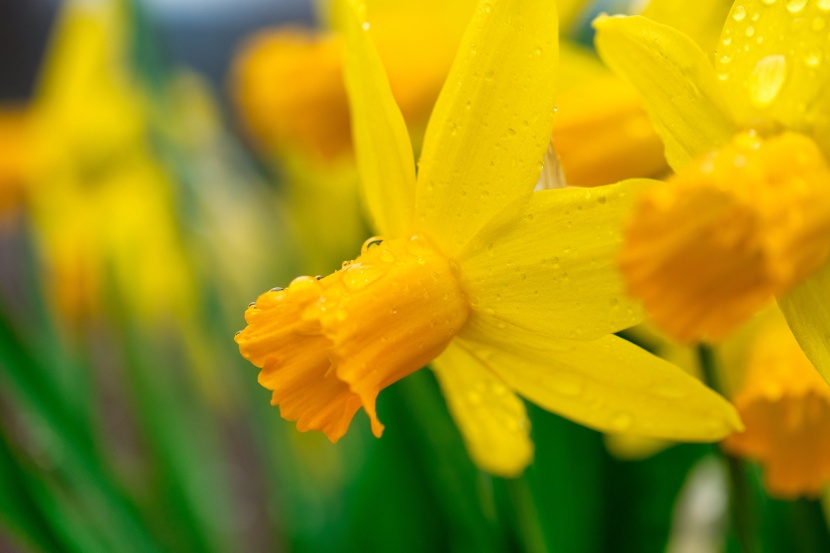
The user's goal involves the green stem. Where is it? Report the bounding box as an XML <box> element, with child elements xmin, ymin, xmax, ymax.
<box><xmin>697</xmin><ymin>345</ymin><xmax>758</xmax><ymax>553</ymax></box>
<box><xmin>790</xmin><ymin>498</ymin><xmax>830</xmax><ymax>553</ymax></box>
<box><xmin>504</xmin><ymin>476</ymin><xmax>549</xmax><ymax>553</ymax></box>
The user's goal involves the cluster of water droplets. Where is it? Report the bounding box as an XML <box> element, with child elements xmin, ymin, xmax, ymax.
<box><xmin>717</xmin><ymin>0</ymin><xmax>829</xmax><ymax>112</ymax></box>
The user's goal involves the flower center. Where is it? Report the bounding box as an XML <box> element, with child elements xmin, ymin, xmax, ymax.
<box><xmin>235</xmin><ymin>235</ymin><xmax>470</xmax><ymax>441</ymax></box>
<box><xmin>620</xmin><ymin>131</ymin><xmax>830</xmax><ymax>343</ymax></box>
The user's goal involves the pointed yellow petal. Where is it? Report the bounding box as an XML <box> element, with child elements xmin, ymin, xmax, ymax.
<box><xmin>594</xmin><ymin>15</ymin><xmax>736</xmax><ymax>169</ymax></box>
<box><xmin>779</xmin><ymin>261</ymin><xmax>830</xmax><ymax>385</ymax></box>
<box><xmin>458</xmin><ymin>179</ymin><xmax>651</xmax><ymax>341</ymax></box>
<box><xmin>342</xmin><ymin>0</ymin><xmax>416</xmax><ymax>237</ymax></box>
<box><xmin>432</xmin><ymin>340</ymin><xmax>533</xmax><ymax>477</ymax></box>
<box><xmin>715</xmin><ymin>0</ymin><xmax>830</xmax><ymax>137</ymax></box>
<box><xmin>457</xmin><ymin>330</ymin><xmax>743</xmax><ymax>441</ymax></box>
<box><xmin>642</xmin><ymin>0</ymin><xmax>732</xmax><ymax>55</ymax></box>
<box><xmin>414</xmin><ymin>0</ymin><xmax>559</xmax><ymax>254</ymax></box>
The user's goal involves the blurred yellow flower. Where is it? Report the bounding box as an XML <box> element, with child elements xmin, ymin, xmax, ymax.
<box><xmin>723</xmin><ymin>310</ymin><xmax>830</xmax><ymax>498</ymax></box>
<box><xmin>595</xmin><ymin>1</ymin><xmax>830</xmax><ymax>365</ymax></box>
<box><xmin>236</xmin><ymin>0</ymin><xmax>741</xmax><ymax>477</ymax></box>
<box><xmin>0</xmin><ymin>107</ymin><xmax>33</xmax><ymax>227</ymax></box>
<box><xmin>552</xmin><ymin>63</ymin><xmax>668</xmax><ymax>186</ymax></box>
<box><xmin>232</xmin><ymin>0</ymin><xmax>472</xmax><ymax>163</ymax></box>
<box><xmin>28</xmin><ymin>0</ymin><xmax>194</xmax><ymax>324</ymax></box>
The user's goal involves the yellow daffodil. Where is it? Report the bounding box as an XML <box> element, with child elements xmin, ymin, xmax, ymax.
<box><xmin>232</xmin><ymin>0</ymin><xmax>474</xmax><ymax>163</ymax></box>
<box><xmin>29</xmin><ymin>0</ymin><xmax>194</xmax><ymax>323</ymax></box>
<box><xmin>594</xmin><ymin>0</ymin><xmax>830</xmax><ymax>371</ymax></box>
<box><xmin>722</xmin><ymin>308</ymin><xmax>830</xmax><ymax>498</ymax></box>
<box><xmin>236</xmin><ymin>0</ymin><xmax>742</xmax><ymax>477</ymax></box>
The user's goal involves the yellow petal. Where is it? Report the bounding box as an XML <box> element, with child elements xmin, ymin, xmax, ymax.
<box><xmin>432</xmin><ymin>340</ymin><xmax>533</xmax><ymax>477</ymax></box>
<box><xmin>457</xmin><ymin>330</ymin><xmax>743</xmax><ymax>441</ymax></box>
<box><xmin>593</xmin><ymin>15</ymin><xmax>736</xmax><ymax>169</ymax></box>
<box><xmin>458</xmin><ymin>179</ymin><xmax>651</xmax><ymax>341</ymax></box>
<box><xmin>414</xmin><ymin>0</ymin><xmax>559</xmax><ymax>254</ymax></box>
<box><xmin>642</xmin><ymin>0</ymin><xmax>732</xmax><ymax>55</ymax></box>
<box><xmin>342</xmin><ymin>0</ymin><xmax>416</xmax><ymax>237</ymax></box>
<box><xmin>715</xmin><ymin>0</ymin><xmax>830</xmax><ymax>139</ymax></box>
<box><xmin>779</xmin><ymin>261</ymin><xmax>830</xmax><ymax>385</ymax></box>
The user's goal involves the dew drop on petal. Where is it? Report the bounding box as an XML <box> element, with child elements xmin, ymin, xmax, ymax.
<box><xmin>550</xmin><ymin>374</ymin><xmax>584</xmax><ymax>397</ymax></box>
<box><xmin>761</xmin><ymin>0</ymin><xmax>776</xmax><ymax>5</ymax></box>
<box><xmin>786</xmin><ymin>0</ymin><xmax>807</xmax><ymax>12</ymax></box>
<box><xmin>610</xmin><ymin>412</ymin><xmax>634</xmax><ymax>431</ymax></box>
<box><xmin>490</xmin><ymin>381</ymin><xmax>508</xmax><ymax>396</ymax></box>
<box><xmin>806</xmin><ymin>50</ymin><xmax>823</xmax><ymax>67</ymax></box>
<box><xmin>467</xmin><ymin>390</ymin><xmax>483</xmax><ymax>405</ymax></box>
<box><xmin>820</xmin><ymin>0</ymin><xmax>830</xmax><ymax>11</ymax></box>
<box><xmin>733</xmin><ymin>5</ymin><xmax>747</xmax><ymax>20</ymax></box>
<box><xmin>749</xmin><ymin>54</ymin><xmax>788</xmax><ymax>107</ymax></box>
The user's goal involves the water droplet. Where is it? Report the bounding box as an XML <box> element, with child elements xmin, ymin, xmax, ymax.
<box><xmin>551</xmin><ymin>374</ymin><xmax>583</xmax><ymax>396</ymax></box>
<box><xmin>652</xmin><ymin>383</ymin><xmax>688</xmax><ymax>400</ymax></box>
<box><xmin>597</xmin><ymin>195</ymin><xmax>607</xmax><ymax>205</ymax></box>
<box><xmin>786</xmin><ymin>0</ymin><xmax>807</xmax><ymax>12</ymax></box>
<box><xmin>813</xmin><ymin>16</ymin><xmax>827</xmax><ymax>31</ymax></box>
<box><xmin>745</xmin><ymin>25</ymin><xmax>755</xmax><ymax>37</ymax></box>
<box><xmin>722</xmin><ymin>36</ymin><xmax>733</xmax><ymax>45</ymax></box>
<box><xmin>820</xmin><ymin>0</ymin><xmax>830</xmax><ymax>11</ymax></box>
<box><xmin>733</xmin><ymin>5</ymin><xmax>747</xmax><ymax>20</ymax></box>
<box><xmin>361</xmin><ymin>236</ymin><xmax>384</xmax><ymax>254</ymax></box>
<box><xmin>806</xmin><ymin>50</ymin><xmax>823</xmax><ymax>67</ymax></box>
<box><xmin>751</xmin><ymin>12</ymin><xmax>760</xmax><ymax>21</ymax></box>
<box><xmin>761</xmin><ymin>0</ymin><xmax>776</xmax><ymax>5</ymax></box>
<box><xmin>720</xmin><ymin>54</ymin><xmax>732</xmax><ymax>64</ymax></box>
<box><xmin>534</xmin><ymin>46</ymin><xmax>543</xmax><ymax>55</ymax></box>
<box><xmin>749</xmin><ymin>54</ymin><xmax>788</xmax><ymax>107</ymax></box>
<box><xmin>361</xmin><ymin>21</ymin><xmax>371</xmax><ymax>31</ymax></box>
<box><xmin>507</xmin><ymin>128</ymin><xmax>517</xmax><ymax>137</ymax></box>
<box><xmin>234</xmin><ymin>330</ymin><xmax>241</xmax><ymax>336</ymax></box>
<box><xmin>610</xmin><ymin>413</ymin><xmax>633</xmax><ymax>430</ymax></box>
<box><xmin>270</xmin><ymin>287</ymin><xmax>283</xmax><ymax>292</ymax></box>
<box><xmin>248</xmin><ymin>302</ymin><xmax>256</xmax><ymax>307</ymax></box>
<box><xmin>490</xmin><ymin>382</ymin><xmax>508</xmax><ymax>396</ymax></box>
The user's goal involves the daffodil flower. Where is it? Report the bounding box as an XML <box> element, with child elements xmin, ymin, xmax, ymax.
<box><xmin>29</xmin><ymin>1</ymin><xmax>194</xmax><ymax>323</ymax></box>
<box><xmin>236</xmin><ymin>0</ymin><xmax>741</xmax><ymax>476</ymax></box>
<box><xmin>594</xmin><ymin>0</ymin><xmax>830</xmax><ymax>377</ymax></box>
<box><xmin>722</xmin><ymin>307</ymin><xmax>830</xmax><ymax>498</ymax></box>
